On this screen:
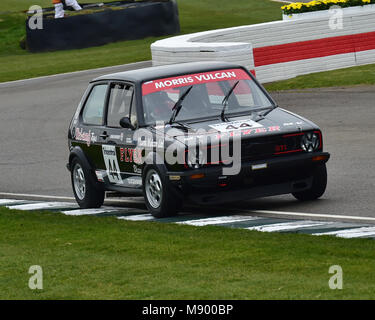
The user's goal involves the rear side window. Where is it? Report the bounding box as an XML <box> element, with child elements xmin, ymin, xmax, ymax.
<box><xmin>82</xmin><ymin>84</ymin><xmax>108</xmax><ymax>125</ymax></box>
<box><xmin>107</xmin><ymin>83</ymin><xmax>134</xmax><ymax>128</ymax></box>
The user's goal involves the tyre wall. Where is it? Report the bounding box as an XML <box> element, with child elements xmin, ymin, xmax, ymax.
<box><xmin>151</xmin><ymin>10</ymin><xmax>375</xmax><ymax>83</ymax></box>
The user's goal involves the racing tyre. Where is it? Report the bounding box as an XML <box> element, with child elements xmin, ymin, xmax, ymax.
<box><xmin>292</xmin><ymin>163</ymin><xmax>327</xmax><ymax>201</ymax></box>
<box><xmin>70</xmin><ymin>157</ymin><xmax>105</xmax><ymax>208</ymax></box>
<box><xmin>142</xmin><ymin>166</ymin><xmax>182</xmax><ymax>218</ymax></box>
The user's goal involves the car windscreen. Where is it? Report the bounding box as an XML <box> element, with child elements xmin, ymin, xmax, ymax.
<box><xmin>141</xmin><ymin>68</ymin><xmax>274</xmax><ymax>125</ymax></box>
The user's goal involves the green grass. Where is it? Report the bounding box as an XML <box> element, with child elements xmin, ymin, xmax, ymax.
<box><xmin>264</xmin><ymin>63</ymin><xmax>375</xmax><ymax>91</ymax></box>
<box><xmin>0</xmin><ymin>0</ymin><xmax>282</xmax><ymax>82</ymax></box>
<box><xmin>1</xmin><ymin>207</ymin><xmax>375</xmax><ymax>299</ymax></box>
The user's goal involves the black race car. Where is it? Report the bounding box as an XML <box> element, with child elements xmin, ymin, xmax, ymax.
<box><xmin>67</xmin><ymin>61</ymin><xmax>330</xmax><ymax>217</ymax></box>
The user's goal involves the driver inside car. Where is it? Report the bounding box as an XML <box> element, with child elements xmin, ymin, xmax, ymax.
<box><xmin>144</xmin><ymin>91</ymin><xmax>174</xmax><ymax>122</ymax></box>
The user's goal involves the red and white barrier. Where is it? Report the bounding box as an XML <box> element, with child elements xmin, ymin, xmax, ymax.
<box><xmin>151</xmin><ymin>9</ymin><xmax>375</xmax><ymax>83</ymax></box>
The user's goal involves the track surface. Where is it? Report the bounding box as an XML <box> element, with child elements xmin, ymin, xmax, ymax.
<box><xmin>1</xmin><ymin>63</ymin><xmax>374</xmax><ymax>220</ymax></box>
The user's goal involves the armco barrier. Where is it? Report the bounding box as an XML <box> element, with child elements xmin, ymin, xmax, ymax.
<box><xmin>151</xmin><ymin>10</ymin><xmax>375</xmax><ymax>83</ymax></box>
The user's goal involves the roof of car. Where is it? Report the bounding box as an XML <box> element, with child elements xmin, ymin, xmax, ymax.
<box><xmin>91</xmin><ymin>61</ymin><xmax>245</xmax><ymax>83</ymax></box>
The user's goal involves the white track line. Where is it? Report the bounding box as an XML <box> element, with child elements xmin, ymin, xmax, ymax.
<box><xmin>0</xmin><ymin>199</ymin><xmax>29</xmax><ymax>205</ymax></box>
<box><xmin>61</xmin><ymin>207</ymin><xmax>121</xmax><ymax>216</ymax></box>
<box><xmin>250</xmin><ymin>209</ymin><xmax>375</xmax><ymax>223</ymax></box>
<box><xmin>247</xmin><ymin>221</ymin><xmax>331</xmax><ymax>232</ymax></box>
<box><xmin>0</xmin><ymin>192</ymin><xmax>143</xmax><ymax>204</ymax></box>
<box><xmin>118</xmin><ymin>214</ymin><xmax>154</xmax><ymax>221</ymax></box>
<box><xmin>177</xmin><ymin>215</ymin><xmax>261</xmax><ymax>226</ymax></box>
<box><xmin>315</xmin><ymin>227</ymin><xmax>375</xmax><ymax>239</ymax></box>
<box><xmin>7</xmin><ymin>202</ymin><xmax>77</xmax><ymax>211</ymax></box>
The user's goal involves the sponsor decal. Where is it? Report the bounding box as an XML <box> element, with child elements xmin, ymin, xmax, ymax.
<box><xmin>109</xmin><ymin>133</ymin><xmax>124</xmax><ymax>141</ymax></box>
<box><xmin>125</xmin><ymin>177</ymin><xmax>142</xmax><ymax>185</ymax></box>
<box><xmin>142</xmin><ymin>68</ymin><xmax>251</xmax><ymax>96</ymax></box>
<box><xmin>252</xmin><ymin>163</ymin><xmax>267</xmax><ymax>170</ymax></box>
<box><xmin>75</xmin><ymin>128</ymin><xmax>98</xmax><ymax>147</ymax></box>
<box><xmin>133</xmin><ymin>164</ymin><xmax>142</xmax><ymax>174</ymax></box>
<box><xmin>283</xmin><ymin>121</ymin><xmax>303</xmax><ymax>127</ymax></box>
<box><xmin>95</xmin><ymin>170</ymin><xmax>105</xmax><ymax>182</ymax></box>
<box><xmin>215</xmin><ymin>125</ymin><xmax>281</xmax><ymax>139</ymax></box>
<box><xmin>120</xmin><ymin>148</ymin><xmax>143</xmax><ymax>164</ymax></box>
<box><xmin>138</xmin><ymin>137</ymin><xmax>164</xmax><ymax>149</ymax></box>
<box><xmin>102</xmin><ymin>145</ymin><xmax>123</xmax><ymax>184</ymax></box>
<box><xmin>169</xmin><ymin>175</ymin><xmax>181</xmax><ymax>181</ymax></box>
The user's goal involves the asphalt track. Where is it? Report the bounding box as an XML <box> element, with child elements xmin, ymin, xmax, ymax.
<box><xmin>1</xmin><ymin>62</ymin><xmax>375</xmax><ymax>222</ymax></box>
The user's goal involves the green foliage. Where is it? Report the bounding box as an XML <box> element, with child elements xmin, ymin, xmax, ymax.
<box><xmin>282</xmin><ymin>0</ymin><xmax>375</xmax><ymax>15</ymax></box>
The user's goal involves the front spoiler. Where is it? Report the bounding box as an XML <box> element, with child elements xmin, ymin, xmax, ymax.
<box><xmin>166</xmin><ymin>151</ymin><xmax>330</xmax><ymax>204</ymax></box>
<box><xmin>188</xmin><ymin>177</ymin><xmax>313</xmax><ymax>204</ymax></box>
<box><xmin>166</xmin><ymin>151</ymin><xmax>330</xmax><ymax>177</ymax></box>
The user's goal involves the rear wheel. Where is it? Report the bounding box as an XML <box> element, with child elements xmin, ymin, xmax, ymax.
<box><xmin>71</xmin><ymin>157</ymin><xmax>105</xmax><ymax>208</ymax></box>
<box><xmin>143</xmin><ymin>166</ymin><xmax>182</xmax><ymax>218</ymax></box>
<box><xmin>292</xmin><ymin>164</ymin><xmax>327</xmax><ymax>201</ymax></box>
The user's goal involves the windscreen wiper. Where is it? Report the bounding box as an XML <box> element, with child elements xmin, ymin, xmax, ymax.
<box><xmin>221</xmin><ymin>81</ymin><xmax>239</xmax><ymax>122</ymax></box>
<box><xmin>169</xmin><ymin>121</ymin><xmax>192</xmax><ymax>132</ymax></box>
<box><xmin>169</xmin><ymin>86</ymin><xmax>193</xmax><ymax>125</ymax></box>
<box><xmin>257</xmin><ymin>104</ymin><xmax>278</xmax><ymax>119</ymax></box>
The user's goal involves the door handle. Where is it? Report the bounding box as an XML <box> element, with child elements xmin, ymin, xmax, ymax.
<box><xmin>100</xmin><ymin>131</ymin><xmax>109</xmax><ymax>139</ymax></box>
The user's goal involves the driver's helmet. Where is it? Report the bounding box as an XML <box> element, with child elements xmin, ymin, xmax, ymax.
<box><xmin>144</xmin><ymin>91</ymin><xmax>174</xmax><ymax>118</ymax></box>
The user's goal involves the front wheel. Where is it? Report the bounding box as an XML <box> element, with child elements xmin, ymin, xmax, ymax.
<box><xmin>70</xmin><ymin>157</ymin><xmax>105</xmax><ymax>208</ymax></box>
<box><xmin>292</xmin><ymin>164</ymin><xmax>327</xmax><ymax>201</ymax></box>
<box><xmin>143</xmin><ymin>166</ymin><xmax>182</xmax><ymax>218</ymax></box>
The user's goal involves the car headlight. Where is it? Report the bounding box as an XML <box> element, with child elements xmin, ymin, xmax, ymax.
<box><xmin>301</xmin><ymin>132</ymin><xmax>320</xmax><ymax>152</ymax></box>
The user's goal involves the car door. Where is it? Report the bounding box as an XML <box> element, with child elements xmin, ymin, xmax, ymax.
<box><xmin>102</xmin><ymin>82</ymin><xmax>142</xmax><ymax>189</ymax></box>
<box><xmin>74</xmin><ymin>82</ymin><xmax>109</xmax><ymax>170</ymax></box>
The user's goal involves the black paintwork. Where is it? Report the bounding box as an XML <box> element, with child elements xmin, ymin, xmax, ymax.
<box><xmin>67</xmin><ymin>62</ymin><xmax>330</xmax><ymax>203</ymax></box>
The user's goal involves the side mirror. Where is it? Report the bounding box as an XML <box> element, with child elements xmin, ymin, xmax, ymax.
<box><xmin>119</xmin><ymin>117</ymin><xmax>135</xmax><ymax>130</ymax></box>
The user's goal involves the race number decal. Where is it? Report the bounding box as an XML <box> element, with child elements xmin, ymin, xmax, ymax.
<box><xmin>209</xmin><ymin>119</ymin><xmax>263</xmax><ymax>133</ymax></box>
<box><xmin>102</xmin><ymin>145</ymin><xmax>123</xmax><ymax>184</ymax></box>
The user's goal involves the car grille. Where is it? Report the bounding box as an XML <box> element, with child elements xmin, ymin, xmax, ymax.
<box><xmin>201</xmin><ymin>133</ymin><xmax>304</xmax><ymax>166</ymax></box>
<box><xmin>240</xmin><ymin>133</ymin><xmax>304</xmax><ymax>161</ymax></box>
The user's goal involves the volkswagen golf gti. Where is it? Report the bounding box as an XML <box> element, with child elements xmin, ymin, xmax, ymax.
<box><xmin>67</xmin><ymin>61</ymin><xmax>330</xmax><ymax>217</ymax></box>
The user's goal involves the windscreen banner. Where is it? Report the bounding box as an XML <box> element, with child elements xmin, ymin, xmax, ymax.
<box><xmin>142</xmin><ymin>69</ymin><xmax>251</xmax><ymax>95</ymax></box>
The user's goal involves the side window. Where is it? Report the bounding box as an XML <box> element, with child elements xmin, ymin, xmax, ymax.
<box><xmin>107</xmin><ymin>83</ymin><xmax>135</xmax><ymax>128</ymax></box>
<box><xmin>82</xmin><ymin>84</ymin><xmax>108</xmax><ymax>125</ymax></box>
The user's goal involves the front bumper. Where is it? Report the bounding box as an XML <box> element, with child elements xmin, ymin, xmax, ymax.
<box><xmin>166</xmin><ymin>151</ymin><xmax>330</xmax><ymax>204</ymax></box>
